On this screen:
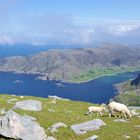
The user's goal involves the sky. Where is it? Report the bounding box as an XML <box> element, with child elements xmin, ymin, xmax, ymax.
<box><xmin>0</xmin><ymin>0</ymin><xmax>140</xmax><ymax>46</ymax></box>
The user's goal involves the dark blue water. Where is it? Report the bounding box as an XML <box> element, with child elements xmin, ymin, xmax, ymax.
<box><xmin>0</xmin><ymin>71</ymin><xmax>139</xmax><ymax>103</ymax></box>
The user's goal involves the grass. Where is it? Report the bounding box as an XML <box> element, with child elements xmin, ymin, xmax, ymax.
<box><xmin>114</xmin><ymin>92</ymin><xmax>140</xmax><ymax>106</ymax></box>
<box><xmin>0</xmin><ymin>94</ymin><xmax>140</xmax><ymax>140</ymax></box>
<box><xmin>71</xmin><ymin>66</ymin><xmax>140</xmax><ymax>83</ymax></box>
<box><xmin>114</xmin><ymin>78</ymin><xmax>140</xmax><ymax>106</ymax></box>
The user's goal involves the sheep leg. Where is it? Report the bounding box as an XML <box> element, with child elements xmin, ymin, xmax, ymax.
<box><xmin>108</xmin><ymin>110</ymin><xmax>113</xmax><ymax>117</ymax></box>
<box><xmin>96</xmin><ymin>112</ymin><xmax>99</xmax><ymax>116</ymax></box>
<box><xmin>88</xmin><ymin>111</ymin><xmax>92</xmax><ymax>116</ymax></box>
<box><xmin>118</xmin><ymin>112</ymin><xmax>122</xmax><ymax>118</ymax></box>
<box><xmin>122</xmin><ymin>111</ymin><xmax>126</xmax><ymax>118</ymax></box>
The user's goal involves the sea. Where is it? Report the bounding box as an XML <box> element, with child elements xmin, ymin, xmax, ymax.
<box><xmin>0</xmin><ymin>45</ymin><xmax>139</xmax><ymax>103</ymax></box>
<box><xmin>0</xmin><ymin>71</ymin><xmax>139</xmax><ymax>103</ymax></box>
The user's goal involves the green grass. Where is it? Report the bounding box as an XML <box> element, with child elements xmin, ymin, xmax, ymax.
<box><xmin>0</xmin><ymin>94</ymin><xmax>140</xmax><ymax>140</ymax></box>
<box><xmin>114</xmin><ymin>77</ymin><xmax>140</xmax><ymax>106</ymax></box>
<box><xmin>114</xmin><ymin>92</ymin><xmax>140</xmax><ymax>106</ymax></box>
<box><xmin>71</xmin><ymin>66</ymin><xmax>140</xmax><ymax>83</ymax></box>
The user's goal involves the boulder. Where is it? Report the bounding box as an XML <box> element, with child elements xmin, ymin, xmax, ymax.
<box><xmin>71</xmin><ymin>119</ymin><xmax>106</xmax><ymax>135</ymax></box>
<box><xmin>113</xmin><ymin>119</ymin><xmax>129</xmax><ymax>122</ymax></box>
<box><xmin>48</xmin><ymin>95</ymin><xmax>69</xmax><ymax>101</ymax></box>
<box><xmin>131</xmin><ymin>109</ymin><xmax>139</xmax><ymax>116</ymax></box>
<box><xmin>22</xmin><ymin>115</ymin><xmax>37</xmax><ymax>121</ymax></box>
<box><xmin>0</xmin><ymin>108</ymin><xmax>6</xmax><ymax>115</ymax></box>
<box><xmin>48</xmin><ymin>109</ymin><xmax>55</xmax><ymax>112</ymax></box>
<box><xmin>0</xmin><ymin>110</ymin><xmax>47</xmax><ymax>140</ymax></box>
<box><xmin>85</xmin><ymin>135</ymin><xmax>98</xmax><ymax>140</ymax></box>
<box><xmin>47</xmin><ymin>136</ymin><xmax>56</xmax><ymax>140</ymax></box>
<box><xmin>20</xmin><ymin>96</ymin><xmax>24</xmax><ymax>98</ymax></box>
<box><xmin>134</xmin><ymin>125</ymin><xmax>140</xmax><ymax>128</ymax></box>
<box><xmin>7</xmin><ymin>98</ymin><xmax>18</xmax><ymax>104</ymax></box>
<box><xmin>13</xmin><ymin>99</ymin><xmax>42</xmax><ymax>111</ymax></box>
<box><xmin>124</xmin><ymin>135</ymin><xmax>130</xmax><ymax>139</ymax></box>
<box><xmin>48</xmin><ymin>122</ymin><xmax>67</xmax><ymax>133</ymax></box>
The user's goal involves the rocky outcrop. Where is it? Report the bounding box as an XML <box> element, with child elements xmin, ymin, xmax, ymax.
<box><xmin>7</xmin><ymin>98</ymin><xmax>18</xmax><ymax>104</ymax></box>
<box><xmin>0</xmin><ymin>110</ymin><xmax>47</xmax><ymax>140</ymax></box>
<box><xmin>48</xmin><ymin>95</ymin><xmax>70</xmax><ymax>101</ymax></box>
<box><xmin>130</xmin><ymin>109</ymin><xmax>139</xmax><ymax>116</ymax></box>
<box><xmin>13</xmin><ymin>99</ymin><xmax>42</xmax><ymax>111</ymax></box>
<box><xmin>47</xmin><ymin>136</ymin><xmax>56</xmax><ymax>140</ymax></box>
<box><xmin>131</xmin><ymin>73</ymin><xmax>140</xmax><ymax>86</ymax></box>
<box><xmin>71</xmin><ymin>119</ymin><xmax>106</xmax><ymax>135</ymax></box>
<box><xmin>85</xmin><ymin>135</ymin><xmax>98</xmax><ymax>140</ymax></box>
<box><xmin>113</xmin><ymin>119</ymin><xmax>129</xmax><ymax>122</ymax></box>
<box><xmin>47</xmin><ymin>122</ymin><xmax>67</xmax><ymax>133</ymax></box>
<box><xmin>0</xmin><ymin>108</ymin><xmax>6</xmax><ymax>115</ymax></box>
<box><xmin>22</xmin><ymin>115</ymin><xmax>37</xmax><ymax>121</ymax></box>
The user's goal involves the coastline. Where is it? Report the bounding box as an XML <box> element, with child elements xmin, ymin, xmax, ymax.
<box><xmin>70</xmin><ymin>69</ymin><xmax>140</xmax><ymax>84</ymax></box>
<box><xmin>0</xmin><ymin>68</ymin><xmax>139</xmax><ymax>84</ymax></box>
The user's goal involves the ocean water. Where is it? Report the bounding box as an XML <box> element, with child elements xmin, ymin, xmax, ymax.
<box><xmin>0</xmin><ymin>71</ymin><xmax>139</xmax><ymax>103</ymax></box>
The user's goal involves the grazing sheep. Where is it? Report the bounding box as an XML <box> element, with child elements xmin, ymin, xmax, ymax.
<box><xmin>107</xmin><ymin>102</ymin><xmax>131</xmax><ymax>118</ymax></box>
<box><xmin>88</xmin><ymin>104</ymin><xmax>106</xmax><ymax>116</ymax></box>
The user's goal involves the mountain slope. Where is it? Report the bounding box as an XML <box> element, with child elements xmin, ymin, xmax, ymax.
<box><xmin>0</xmin><ymin>44</ymin><xmax>140</xmax><ymax>82</ymax></box>
<box><xmin>114</xmin><ymin>73</ymin><xmax>140</xmax><ymax>106</ymax></box>
<box><xmin>0</xmin><ymin>94</ymin><xmax>140</xmax><ymax>140</ymax></box>
<box><xmin>131</xmin><ymin>73</ymin><xmax>140</xmax><ymax>86</ymax></box>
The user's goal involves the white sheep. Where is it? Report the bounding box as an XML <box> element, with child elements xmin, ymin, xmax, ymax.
<box><xmin>107</xmin><ymin>101</ymin><xmax>131</xmax><ymax>118</ymax></box>
<box><xmin>88</xmin><ymin>104</ymin><xmax>106</xmax><ymax>116</ymax></box>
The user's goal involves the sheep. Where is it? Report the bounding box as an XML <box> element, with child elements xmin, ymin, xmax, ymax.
<box><xmin>88</xmin><ymin>104</ymin><xmax>106</xmax><ymax>116</ymax></box>
<box><xmin>107</xmin><ymin>101</ymin><xmax>131</xmax><ymax>118</ymax></box>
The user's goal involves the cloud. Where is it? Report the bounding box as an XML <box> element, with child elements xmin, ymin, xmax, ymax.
<box><xmin>0</xmin><ymin>9</ymin><xmax>140</xmax><ymax>46</ymax></box>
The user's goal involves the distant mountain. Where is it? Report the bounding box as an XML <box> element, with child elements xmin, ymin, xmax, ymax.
<box><xmin>0</xmin><ymin>44</ymin><xmax>140</xmax><ymax>82</ymax></box>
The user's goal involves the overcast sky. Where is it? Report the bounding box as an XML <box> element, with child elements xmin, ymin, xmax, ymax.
<box><xmin>0</xmin><ymin>0</ymin><xmax>140</xmax><ymax>46</ymax></box>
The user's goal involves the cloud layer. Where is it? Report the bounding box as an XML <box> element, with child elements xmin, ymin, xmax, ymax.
<box><xmin>0</xmin><ymin>11</ymin><xmax>140</xmax><ymax>46</ymax></box>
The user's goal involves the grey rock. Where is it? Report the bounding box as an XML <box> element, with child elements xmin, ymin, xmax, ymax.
<box><xmin>47</xmin><ymin>136</ymin><xmax>56</xmax><ymax>140</ymax></box>
<box><xmin>0</xmin><ymin>108</ymin><xmax>6</xmax><ymax>115</ymax></box>
<box><xmin>85</xmin><ymin>135</ymin><xmax>98</xmax><ymax>140</ymax></box>
<box><xmin>49</xmin><ymin>99</ymin><xmax>56</xmax><ymax>104</ymax></box>
<box><xmin>48</xmin><ymin>109</ymin><xmax>55</xmax><ymax>112</ymax></box>
<box><xmin>113</xmin><ymin>119</ymin><xmax>129</xmax><ymax>122</ymax></box>
<box><xmin>13</xmin><ymin>99</ymin><xmax>42</xmax><ymax>111</ymax></box>
<box><xmin>13</xmin><ymin>80</ymin><xmax>23</xmax><ymax>84</ymax></box>
<box><xmin>20</xmin><ymin>96</ymin><xmax>24</xmax><ymax>98</ymax></box>
<box><xmin>130</xmin><ymin>109</ymin><xmax>139</xmax><ymax>116</ymax></box>
<box><xmin>0</xmin><ymin>110</ymin><xmax>47</xmax><ymax>140</ymax></box>
<box><xmin>11</xmin><ymin>95</ymin><xmax>16</xmax><ymax>97</ymax></box>
<box><xmin>23</xmin><ymin>115</ymin><xmax>37</xmax><ymax>121</ymax></box>
<box><xmin>134</xmin><ymin>125</ymin><xmax>140</xmax><ymax>128</ymax></box>
<box><xmin>48</xmin><ymin>95</ymin><xmax>69</xmax><ymax>101</ymax></box>
<box><xmin>7</xmin><ymin>98</ymin><xmax>18</xmax><ymax>103</ymax></box>
<box><xmin>124</xmin><ymin>135</ymin><xmax>130</xmax><ymax>139</ymax></box>
<box><xmin>71</xmin><ymin>119</ymin><xmax>106</xmax><ymax>135</ymax></box>
<box><xmin>55</xmin><ymin>83</ymin><xmax>65</xmax><ymax>88</ymax></box>
<box><xmin>48</xmin><ymin>122</ymin><xmax>67</xmax><ymax>133</ymax></box>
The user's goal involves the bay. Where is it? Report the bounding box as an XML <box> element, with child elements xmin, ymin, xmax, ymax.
<box><xmin>0</xmin><ymin>71</ymin><xmax>139</xmax><ymax>103</ymax></box>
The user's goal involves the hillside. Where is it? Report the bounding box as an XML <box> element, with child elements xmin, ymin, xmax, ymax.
<box><xmin>114</xmin><ymin>73</ymin><xmax>140</xmax><ymax>106</ymax></box>
<box><xmin>0</xmin><ymin>94</ymin><xmax>139</xmax><ymax>140</ymax></box>
<box><xmin>0</xmin><ymin>44</ymin><xmax>140</xmax><ymax>82</ymax></box>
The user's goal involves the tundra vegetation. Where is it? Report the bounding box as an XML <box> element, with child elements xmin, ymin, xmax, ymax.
<box><xmin>114</xmin><ymin>73</ymin><xmax>140</xmax><ymax>106</ymax></box>
<box><xmin>0</xmin><ymin>94</ymin><xmax>139</xmax><ymax>140</ymax></box>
